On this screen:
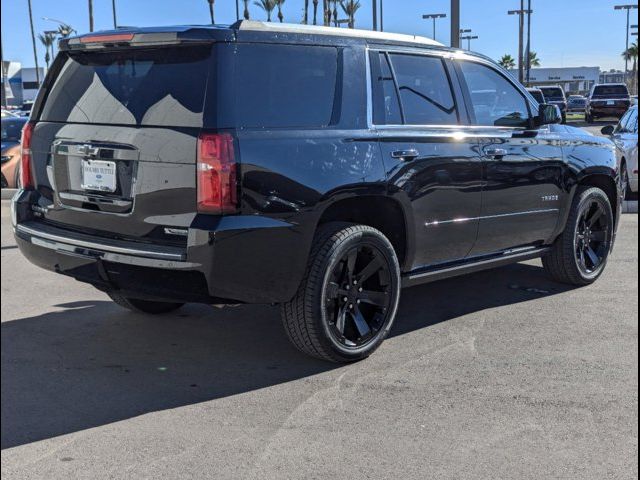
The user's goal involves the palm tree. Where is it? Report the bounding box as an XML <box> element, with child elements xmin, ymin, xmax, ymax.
<box><xmin>498</xmin><ymin>54</ymin><xmax>516</xmax><ymax>70</ymax></box>
<box><xmin>243</xmin><ymin>0</ymin><xmax>250</xmax><ymax>19</ymax></box>
<box><xmin>254</xmin><ymin>0</ymin><xmax>276</xmax><ymax>21</ymax></box>
<box><xmin>57</xmin><ymin>23</ymin><xmax>75</xmax><ymax>37</ymax></box>
<box><xmin>88</xmin><ymin>0</ymin><xmax>94</xmax><ymax>32</ymax></box>
<box><xmin>275</xmin><ymin>0</ymin><xmax>285</xmax><ymax>22</ymax></box>
<box><xmin>27</xmin><ymin>0</ymin><xmax>40</xmax><ymax>85</ymax></box>
<box><xmin>207</xmin><ymin>0</ymin><xmax>215</xmax><ymax>24</ymax></box>
<box><xmin>623</xmin><ymin>41</ymin><xmax>639</xmax><ymax>94</ymax></box>
<box><xmin>340</xmin><ymin>0</ymin><xmax>360</xmax><ymax>28</ymax></box>
<box><xmin>312</xmin><ymin>0</ymin><xmax>319</xmax><ymax>25</ymax></box>
<box><xmin>528</xmin><ymin>51</ymin><xmax>541</xmax><ymax>67</ymax></box>
<box><xmin>331</xmin><ymin>0</ymin><xmax>338</xmax><ymax>26</ymax></box>
<box><xmin>38</xmin><ymin>33</ymin><xmax>55</xmax><ymax>70</ymax></box>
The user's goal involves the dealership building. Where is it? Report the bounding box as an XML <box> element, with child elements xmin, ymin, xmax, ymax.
<box><xmin>509</xmin><ymin>66</ymin><xmax>602</xmax><ymax>94</ymax></box>
<box><xmin>1</xmin><ymin>61</ymin><xmax>44</xmax><ymax>107</ymax></box>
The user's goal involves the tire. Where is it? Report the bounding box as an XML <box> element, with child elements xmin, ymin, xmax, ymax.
<box><xmin>561</xmin><ymin>113</ymin><xmax>567</xmax><ymax>124</ymax></box>
<box><xmin>543</xmin><ymin>186</ymin><xmax>614</xmax><ymax>286</ymax></box>
<box><xmin>620</xmin><ymin>162</ymin><xmax>634</xmax><ymax>201</ymax></box>
<box><xmin>281</xmin><ymin>222</ymin><xmax>401</xmax><ymax>363</ymax></box>
<box><xmin>585</xmin><ymin>113</ymin><xmax>593</xmax><ymax>124</ymax></box>
<box><xmin>107</xmin><ymin>291</ymin><xmax>184</xmax><ymax>314</ymax></box>
<box><xmin>14</xmin><ymin>164</ymin><xmax>21</xmax><ymax>189</ymax></box>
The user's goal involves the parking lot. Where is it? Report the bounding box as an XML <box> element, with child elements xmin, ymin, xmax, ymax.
<box><xmin>1</xmin><ymin>125</ymin><xmax>638</xmax><ymax>480</ymax></box>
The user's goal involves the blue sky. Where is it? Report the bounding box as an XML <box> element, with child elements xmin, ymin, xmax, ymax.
<box><xmin>1</xmin><ymin>0</ymin><xmax>636</xmax><ymax>71</ymax></box>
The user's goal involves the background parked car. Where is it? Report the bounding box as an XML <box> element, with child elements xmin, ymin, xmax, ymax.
<box><xmin>602</xmin><ymin>105</ymin><xmax>638</xmax><ymax>200</ymax></box>
<box><xmin>527</xmin><ymin>88</ymin><xmax>546</xmax><ymax>104</ymax></box>
<box><xmin>586</xmin><ymin>83</ymin><xmax>631</xmax><ymax>123</ymax></box>
<box><xmin>1</xmin><ymin>116</ymin><xmax>28</xmax><ymax>188</ymax></box>
<box><xmin>537</xmin><ymin>85</ymin><xmax>567</xmax><ymax>123</ymax></box>
<box><xmin>567</xmin><ymin>95</ymin><xmax>587</xmax><ymax>113</ymax></box>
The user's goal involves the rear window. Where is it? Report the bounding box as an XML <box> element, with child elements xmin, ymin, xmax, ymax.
<box><xmin>593</xmin><ymin>85</ymin><xmax>629</xmax><ymax>97</ymax></box>
<box><xmin>540</xmin><ymin>87</ymin><xmax>564</xmax><ymax>99</ymax></box>
<box><xmin>40</xmin><ymin>46</ymin><xmax>211</xmax><ymax>127</ymax></box>
<box><xmin>235</xmin><ymin>44</ymin><xmax>338</xmax><ymax>128</ymax></box>
<box><xmin>529</xmin><ymin>91</ymin><xmax>545</xmax><ymax>103</ymax></box>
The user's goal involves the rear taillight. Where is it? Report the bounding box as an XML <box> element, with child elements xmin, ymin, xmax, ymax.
<box><xmin>196</xmin><ymin>132</ymin><xmax>237</xmax><ymax>214</ymax></box>
<box><xmin>20</xmin><ymin>121</ymin><xmax>35</xmax><ymax>190</ymax></box>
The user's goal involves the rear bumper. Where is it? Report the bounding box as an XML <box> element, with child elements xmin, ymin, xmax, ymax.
<box><xmin>588</xmin><ymin>105</ymin><xmax>628</xmax><ymax>117</ymax></box>
<box><xmin>12</xmin><ymin>192</ymin><xmax>312</xmax><ymax>305</ymax></box>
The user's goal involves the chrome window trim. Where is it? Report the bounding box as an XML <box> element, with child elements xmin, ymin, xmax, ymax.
<box><xmin>424</xmin><ymin>208</ymin><xmax>560</xmax><ymax>227</ymax></box>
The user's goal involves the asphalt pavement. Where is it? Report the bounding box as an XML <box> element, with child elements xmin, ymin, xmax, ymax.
<box><xmin>1</xmin><ymin>120</ymin><xmax>638</xmax><ymax>479</ymax></box>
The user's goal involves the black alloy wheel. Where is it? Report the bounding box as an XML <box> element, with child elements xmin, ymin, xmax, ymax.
<box><xmin>574</xmin><ymin>198</ymin><xmax>611</xmax><ymax>277</ymax></box>
<box><xmin>324</xmin><ymin>244</ymin><xmax>393</xmax><ymax>349</ymax></box>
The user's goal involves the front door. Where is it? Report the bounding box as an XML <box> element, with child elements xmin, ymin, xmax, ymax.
<box><xmin>454</xmin><ymin>59</ymin><xmax>565</xmax><ymax>255</ymax></box>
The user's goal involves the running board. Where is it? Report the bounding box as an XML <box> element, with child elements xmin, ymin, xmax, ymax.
<box><xmin>401</xmin><ymin>247</ymin><xmax>551</xmax><ymax>288</ymax></box>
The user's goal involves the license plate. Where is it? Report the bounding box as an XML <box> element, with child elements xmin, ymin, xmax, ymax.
<box><xmin>81</xmin><ymin>160</ymin><xmax>117</xmax><ymax>192</ymax></box>
<box><xmin>606</xmin><ymin>100</ymin><xmax>615</xmax><ymax>106</ymax></box>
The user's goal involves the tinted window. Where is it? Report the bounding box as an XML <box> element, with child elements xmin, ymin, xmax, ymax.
<box><xmin>235</xmin><ymin>44</ymin><xmax>337</xmax><ymax>128</ymax></box>
<box><xmin>389</xmin><ymin>54</ymin><xmax>457</xmax><ymax>125</ymax></box>
<box><xmin>616</xmin><ymin>108</ymin><xmax>634</xmax><ymax>133</ymax></box>
<box><xmin>460</xmin><ymin>61</ymin><xmax>530</xmax><ymax>128</ymax></box>
<box><xmin>372</xmin><ymin>53</ymin><xmax>402</xmax><ymax>125</ymax></box>
<box><xmin>593</xmin><ymin>85</ymin><xmax>629</xmax><ymax>98</ymax></box>
<box><xmin>1</xmin><ymin>118</ymin><xmax>28</xmax><ymax>142</ymax></box>
<box><xmin>529</xmin><ymin>90</ymin><xmax>545</xmax><ymax>104</ymax></box>
<box><xmin>540</xmin><ymin>87</ymin><xmax>565</xmax><ymax>99</ymax></box>
<box><xmin>41</xmin><ymin>46</ymin><xmax>211</xmax><ymax>127</ymax></box>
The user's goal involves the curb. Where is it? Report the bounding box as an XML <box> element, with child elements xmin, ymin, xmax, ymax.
<box><xmin>1</xmin><ymin>189</ymin><xmax>17</xmax><ymax>200</ymax></box>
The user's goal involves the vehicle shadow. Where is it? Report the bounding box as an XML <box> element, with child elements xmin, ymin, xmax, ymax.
<box><xmin>1</xmin><ymin>262</ymin><xmax>575</xmax><ymax>449</ymax></box>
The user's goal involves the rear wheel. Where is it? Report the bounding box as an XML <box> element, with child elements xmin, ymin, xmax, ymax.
<box><xmin>281</xmin><ymin>222</ymin><xmax>401</xmax><ymax>363</ymax></box>
<box><xmin>585</xmin><ymin>113</ymin><xmax>593</xmax><ymax>124</ymax></box>
<box><xmin>107</xmin><ymin>291</ymin><xmax>184</xmax><ymax>314</ymax></box>
<box><xmin>543</xmin><ymin>186</ymin><xmax>614</xmax><ymax>285</ymax></box>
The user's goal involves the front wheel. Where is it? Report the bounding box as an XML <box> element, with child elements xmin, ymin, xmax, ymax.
<box><xmin>281</xmin><ymin>223</ymin><xmax>401</xmax><ymax>363</ymax></box>
<box><xmin>107</xmin><ymin>291</ymin><xmax>184</xmax><ymax>314</ymax></box>
<box><xmin>543</xmin><ymin>186</ymin><xmax>614</xmax><ymax>285</ymax></box>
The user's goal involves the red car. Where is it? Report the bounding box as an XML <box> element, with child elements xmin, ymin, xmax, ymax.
<box><xmin>586</xmin><ymin>83</ymin><xmax>631</xmax><ymax>123</ymax></box>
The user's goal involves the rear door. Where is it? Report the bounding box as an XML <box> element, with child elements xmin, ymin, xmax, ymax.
<box><xmin>30</xmin><ymin>44</ymin><xmax>213</xmax><ymax>240</ymax></box>
<box><xmin>454</xmin><ymin>59</ymin><xmax>565</xmax><ymax>255</ymax></box>
<box><xmin>371</xmin><ymin>49</ymin><xmax>483</xmax><ymax>269</ymax></box>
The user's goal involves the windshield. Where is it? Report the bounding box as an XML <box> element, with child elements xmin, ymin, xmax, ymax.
<box><xmin>593</xmin><ymin>85</ymin><xmax>629</xmax><ymax>98</ymax></box>
<box><xmin>1</xmin><ymin>118</ymin><xmax>27</xmax><ymax>142</ymax></box>
<box><xmin>40</xmin><ymin>46</ymin><xmax>211</xmax><ymax>127</ymax></box>
<box><xmin>540</xmin><ymin>87</ymin><xmax>564</xmax><ymax>99</ymax></box>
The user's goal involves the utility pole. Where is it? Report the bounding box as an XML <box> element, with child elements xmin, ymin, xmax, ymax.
<box><xmin>373</xmin><ymin>0</ymin><xmax>377</xmax><ymax>31</ymax></box>
<box><xmin>422</xmin><ymin>13</ymin><xmax>447</xmax><ymax>40</ymax></box>
<box><xmin>526</xmin><ymin>0</ymin><xmax>532</xmax><ymax>85</ymax></box>
<box><xmin>112</xmin><ymin>0</ymin><xmax>118</xmax><ymax>28</ymax></box>
<box><xmin>615</xmin><ymin>5</ymin><xmax>638</xmax><ymax>79</ymax></box>
<box><xmin>508</xmin><ymin>3</ymin><xmax>532</xmax><ymax>84</ymax></box>
<box><xmin>380</xmin><ymin>0</ymin><xmax>384</xmax><ymax>32</ymax></box>
<box><xmin>451</xmin><ymin>0</ymin><xmax>460</xmax><ymax>48</ymax></box>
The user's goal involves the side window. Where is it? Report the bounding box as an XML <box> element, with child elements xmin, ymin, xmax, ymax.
<box><xmin>389</xmin><ymin>54</ymin><xmax>457</xmax><ymax>125</ymax></box>
<box><xmin>372</xmin><ymin>53</ymin><xmax>402</xmax><ymax>125</ymax></box>
<box><xmin>633</xmin><ymin>110</ymin><xmax>638</xmax><ymax>134</ymax></box>
<box><xmin>615</xmin><ymin>109</ymin><xmax>633</xmax><ymax>133</ymax></box>
<box><xmin>459</xmin><ymin>61</ymin><xmax>531</xmax><ymax>128</ymax></box>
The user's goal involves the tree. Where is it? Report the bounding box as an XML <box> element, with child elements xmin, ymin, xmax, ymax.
<box><xmin>207</xmin><ymin>0</ymin><xmax>215</xmax><ymax>24</ymax></box>
<box><xmin>340</xmin><ymin>0</ymin><xmax>360</xmax><ymax>28</ymax></box>
<box><xmin>623</xmin><ymin>41</ymin><xmax>639</xmax><ymax>95</ymax></box>
<box><xmin>38</xmin><ymin>32</ymin><xmax>55</xmax><ymax>70</ymax></box>
<box><xmin>27</xmin><ymin>0</ymin><xmax>40</xmax><ymax>85</ymax></box>
<box><xmin>243</xmin><ymin>0</ymin><xmax>250</xmax><ymax>19</ymax></box>
<box><xmin>498</xmin><ymin>54</ymin><xmax>516</xmax><ymax>70</ymax></box>
<box><xmin>528</xmin><ymin>51</ymin><xmax>541</xmax><ymax>67</ymax></box>
<box><xmin>57</xmin><ymin>23</ymin><xmax>75</xmax><ymax>37</ymax></box>
<box><xmin>254</xmin><ymin>0</ymin><xmax>276</xmax><ymax>21</ymax></box>
<box><xmin>275</xmin><ymin>0</ymin><xmax>285</xmax><ymax>23</ymax></box>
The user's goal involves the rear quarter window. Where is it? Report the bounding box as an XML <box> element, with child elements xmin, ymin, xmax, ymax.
<box><xmin>39</xmin><ymin>46</ymin><xmax>211</xmax><ymax>127</ymax></box>
<box><xmin>234</xmin><ymin>44</ymin><xmax>338</xmax><ymax>128</ymax></box>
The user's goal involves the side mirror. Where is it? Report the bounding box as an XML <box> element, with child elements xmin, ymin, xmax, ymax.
<box><xmin>600</xmin><ymin>125</ymin><xmax>615</xmax><ymax>136</ymax></box>
<box><xmin>536</xmin><ymin>104</ymin><xmax>562</xmax><ymax>126</ymax></box>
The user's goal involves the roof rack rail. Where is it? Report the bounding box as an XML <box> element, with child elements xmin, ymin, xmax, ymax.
<box><xmin>231</xmin><ymin>20</ymin><xmax>443</xmax><ymax>47</ymax></box>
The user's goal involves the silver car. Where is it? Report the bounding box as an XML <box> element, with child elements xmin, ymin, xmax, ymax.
<box><xmin>603</xmin><ymin>105</ymin><xmax>638</xmax><ymax>199</ymax></box>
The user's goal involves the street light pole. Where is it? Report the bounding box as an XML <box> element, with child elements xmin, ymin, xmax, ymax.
<box><xmin>451</xmin><ymin>0</ymin><xmax>460</xmax><ymax>48</ymax></box>
<box><xmin>372</xmin><ymin>0</ymin><xmax>377</xmax><ymax>31</ymax></box>
<box><xmin>422</xmin><ymin>13</ymin><xmax>447</xmax><ymax>40</ymax></box>
<box><xmin>615</xmin><ymin>5</ymin><xmax>638</xmax><ymax>79</ymax></box>
<box><xmin>526</xmin><ymin>0</ymin><xmax>532</xmax><ymax>85</ymax></box>
<box><xmin>508</xmin><ymin>4</ymin><xmax>533</xmax><ymax>84</ymax></box>
<box><xmin>112</xmin><ymin>0</ymin><xmax>118</xmax><ymax>29</ymax></box>
<box><xmin>460</xmin><ymin>34</ymin><xmax>478</xmax><ymax>50</ymax></box>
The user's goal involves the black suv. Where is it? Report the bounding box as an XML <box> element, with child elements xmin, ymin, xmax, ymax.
<box><xmin>13</xmin><ymin>22</ymin><xmax>621</xmax><ymax>363</ymax></box>
<box><xmin>586</xmin><ymin>83</ymin><xmax>631</xmax><ymax>123</ymax></box>
<box><xmin>537</xmin><ymin>85</ymin><xmax>567</xmax><ymax>123</ymax></box>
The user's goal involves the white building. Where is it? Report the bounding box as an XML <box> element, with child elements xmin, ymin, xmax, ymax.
<box><xmin>509</xmin><ymin>66</ymin><xmax>601</xmax><ymax>94</ymax></box>
<box><xmin>1</xmin><ymin>61</ymin><xmax>45</xmax><ymax>107</ymax></box>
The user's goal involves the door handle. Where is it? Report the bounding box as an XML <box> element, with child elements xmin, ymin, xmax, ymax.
<box><xmin>483</xmin><ymin>147</ymin><xmax>508</xmax><ymax>159</ymax></box>
<box><xmin>391</xmin><ymin>149</ymin><xmax>419</xmax><ymax>161</ymax></box>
